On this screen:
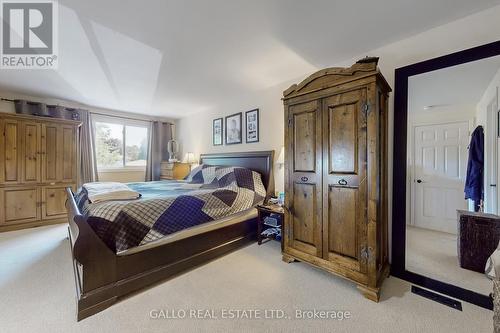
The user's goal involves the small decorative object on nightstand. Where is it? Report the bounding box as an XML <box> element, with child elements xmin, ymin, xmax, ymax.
<box><xmin>256</xmin><ymin>203</ymin><xmax>284</xmax><ymax>248</ymax></box>
<box><xmin>160</xmin><ymin>161</ymin><xmax>190</xmax><ymax>180</ymax></box>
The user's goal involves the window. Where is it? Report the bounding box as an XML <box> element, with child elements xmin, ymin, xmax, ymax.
<box><xmin>94</xmin><ymin>118</ymin><xmax>149</xmax><ymax>170</ymax></box>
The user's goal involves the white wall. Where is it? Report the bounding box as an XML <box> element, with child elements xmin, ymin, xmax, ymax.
<box><xmin>0</xmin><ymin>90</ymin><xmax>174</xmax><ymax>183</ymax></box>
<box><xmin>177</xmin><ymin>4</ymin><xmax>500</xmax><ymax>258</ymax></box>
<box><xmin>476</xmin><ymin>68</ymin><xmax>500</xmax><ymax>126</ymax></box>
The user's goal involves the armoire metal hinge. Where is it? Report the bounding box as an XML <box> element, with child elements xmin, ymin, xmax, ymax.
<box><xmin>363</xmin><ymin>103</ymin><xmax>370</xmax><ymax>115</ymax></box>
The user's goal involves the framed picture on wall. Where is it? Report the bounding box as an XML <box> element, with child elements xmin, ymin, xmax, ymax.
<box><xmin>225</xmin><ymin>112</ymin><xmax>242</xmax><ymax>145</ymax></box>
<box><xmin>213</xmin><ymin>118</ymin><xmax>223</xmax><ymax>146</ymax></box>
<box><xmin>245</xmin><ymin>108</ymin><xmax>259</xmax><ymax>143</ymax></box>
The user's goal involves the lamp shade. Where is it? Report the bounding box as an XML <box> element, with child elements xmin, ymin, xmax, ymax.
<box><xmin>277</xmin><ymin>146</ymin><xmax>285</xmax><ymax>164</ymax></box>
<box><xmin>186</xmin><ymin>152</ymin><xmax>196</xmax><ymax>164</ymax></box>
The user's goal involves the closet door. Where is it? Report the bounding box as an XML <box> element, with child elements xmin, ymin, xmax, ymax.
<box><xmin>284</xmin><ymin>100</ymin><xmax>322</xmax><ymax>257</ymax></box>
<box><xmin>322</xmin><ymin>89</ymin><xmax>368</xmax><ymax>273</ymax></box>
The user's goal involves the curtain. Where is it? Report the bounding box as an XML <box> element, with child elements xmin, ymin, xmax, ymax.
<box><xmin>146</xmin><ymin>122</ymin><xmax>174</xmax><ymax>181</ymax></box>
<box><xmin>79</xmin><ymin>110</ymin><xmax>99</xmax><ymax>185</ymax></box>
<box><xmin>146</xmin><ymin>121</ymin><xmax>161</xmax><ymax>181</ymax></box>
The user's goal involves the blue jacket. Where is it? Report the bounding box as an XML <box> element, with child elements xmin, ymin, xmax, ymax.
<box><xmin>464</xmin><ymin>126</ymin><xmax>484</xmax><ymax>202</ymax></box>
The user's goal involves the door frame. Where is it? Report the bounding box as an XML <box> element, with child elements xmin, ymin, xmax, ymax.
<box><xmin>392</xmin><ymin>40</ymin><xmax>500</xmax><ymax>310</ymax></box>
<box><xmin>485</xmin><ymin>89</ymin><xmax>499</xmax><ymax>214</ymax></box>
<box><xmin>409</xmin><ymin>121</ymin><xmax>471</xmax><ymax>229</ymax></box>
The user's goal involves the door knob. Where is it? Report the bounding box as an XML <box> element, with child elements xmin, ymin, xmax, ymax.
<box><xmin>416</xmin><ymin>179</ymin><xmax>423</xmax><ymax>183</ymax></box>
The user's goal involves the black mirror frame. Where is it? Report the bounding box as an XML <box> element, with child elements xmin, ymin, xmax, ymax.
<box><xmin>392</xmin><ymin>40</ymin><xmax>500</xmax><ymax>310</ymax></box>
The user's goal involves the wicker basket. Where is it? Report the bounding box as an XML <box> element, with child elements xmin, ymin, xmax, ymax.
<box><xmin>494</xmin><ymin>279</ymin><xmax>500</xmax><ymax>332</ymax></box>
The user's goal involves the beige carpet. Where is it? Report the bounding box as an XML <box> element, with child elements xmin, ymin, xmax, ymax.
<box><xmin>0</xmin><ymin>224</ymin><xmax>493</xmax><ymax>333</ymax></box>
<box><xmin>406</xmin><ymin>225</ymin><xmax>492</xmax><ymax>295</ymax></box>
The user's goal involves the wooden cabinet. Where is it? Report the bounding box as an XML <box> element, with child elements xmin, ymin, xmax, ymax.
<box><xmin>160</xmin><ymin>162</ymin><xmax>191</xmax><ymax>180</ymax></box>
<box><xmin>282</xmin><ymin>59</ymin><xmax>390</xmax><ymax>301</ymax></box>
<box><xmin>0</xmin><ymin>113</ymin><xmax>81</xmax><ymax>232</ymax></box>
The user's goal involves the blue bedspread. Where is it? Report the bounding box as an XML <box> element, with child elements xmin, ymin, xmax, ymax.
<box><xmin>75</xmin><ymin>166</ymin><xmax>265</xmax><ymax>253</ymax></box>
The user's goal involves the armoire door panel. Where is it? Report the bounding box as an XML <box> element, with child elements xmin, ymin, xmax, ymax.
<box><xmin>285</xmin><ymin>100</ymin><xmax>322</xmax><ymax>258</ymax></box>
<box><xmin>22</xmin><ymin>121</ymin><xmax>41</xmax><ymax>183</ymax></box>
<box><xmin>0</xmin><ymin>187</ymin><xmax>40</xmax><ymax>224</ymax></box>
<box><xmin>61</xmin><ymin>126</ymin><xmax>76</xmax><ymax>182</ymax></box>
<box><xmin>328</xmin><ymin>186</ymin><xmax>358</xmax><ymax>259</ymax></box>
<box><xmin>42</xmin><ymin>124</ymin><xmax>60</xmax><ymax>183</ymax></box>
<box><xmin>292</xmin><ymin>182</ymin><xmax>317</xmax><ymax>246</ymax></box>
<box><xmin>293</xmin><ymin>111</ymin><xmax>316</xmax><ymax>172</ymax></box>
<box><xmin>0</xmin><ymin>119</ymin><xmax>4</xmax><ymax>183</ymax></box>
<box><xmin>323</xmin><ymin>88</ymin><xmax>367</xmax><ymax>273</ymax></box>
<box><xmin>329</xmin><ymin>102</ymin><xmax>358</xmax><ymax>174</ymax></box>
<box><xmin>42</xmin><ymin>185</ymin><xmax>75</xmax><ymax>220</ymax></box>
<box><xmin>3</xmin><ymin>120</ymin><xmax>21</xmax><ymax>183</ymax></box>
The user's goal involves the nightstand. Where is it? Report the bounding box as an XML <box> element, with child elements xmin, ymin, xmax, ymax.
<box><xmin>160</xmin><ymin>162</ymin><xmax>191</xmax><ymax>180</ymax></box>
<box><xmin>256</xmin><ymin>203</ymin><xmax>284</xmax><ymax>248</ymax></box>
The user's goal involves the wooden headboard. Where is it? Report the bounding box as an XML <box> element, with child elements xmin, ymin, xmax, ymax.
<box><xmin>199</xmin><ymin>150</ymin><xmax>275</xmax><ymax>197</ymax></box>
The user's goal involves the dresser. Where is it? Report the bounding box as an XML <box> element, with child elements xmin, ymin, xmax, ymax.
<box><xmin>282</xmin><ymin>58</ymin><xmax>391</xmax><ymax>301</ymax></box>
<box><xmin>0</xmin><ymin>112</ymin><xmax>81</xmax><ymax>232</ymax></box>
<box><xmin>160</xmin><ymin>162</ymin><xmax>191</xmax><ymax>180</ymax></box>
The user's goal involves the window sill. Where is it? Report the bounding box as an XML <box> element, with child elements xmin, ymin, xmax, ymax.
<box><xmin>98</xmin><ymin>167</ymin><xmax>146</xmax><ymax>173</ymax></box>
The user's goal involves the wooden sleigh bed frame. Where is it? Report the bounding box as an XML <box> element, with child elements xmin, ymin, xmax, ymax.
<box><xmin>66</xmin><ymin>151</ymin><xmax>274</xmax><ymax>321</ymax></box>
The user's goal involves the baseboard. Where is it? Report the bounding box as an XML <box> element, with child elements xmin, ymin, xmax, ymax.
<box><xmin>0</xmin><ymin>218</ymin><xmax>66</xmax><ymax>233</ymax></box>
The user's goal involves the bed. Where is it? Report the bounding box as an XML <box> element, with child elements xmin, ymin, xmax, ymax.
<box><xmin>66</xmin><ymin>151</ymin><xmax>274</xmax><ymax>321</ymax></box>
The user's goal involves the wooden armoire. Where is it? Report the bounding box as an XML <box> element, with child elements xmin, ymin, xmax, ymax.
<box><xmin>282</xmin><ymin>58</ymin><xmax>390</xmax><ymax>301</ymax></box>
<box><xmin>0</xmin><ymin>112</ymin><xmax>81</xmax><ymax>232</ymax></box>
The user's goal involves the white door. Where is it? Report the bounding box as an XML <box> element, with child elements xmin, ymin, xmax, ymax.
<box><xmin>413</xmin><ymin>122</ymin><xmax>469</xmax><ymax>234</ymax></box>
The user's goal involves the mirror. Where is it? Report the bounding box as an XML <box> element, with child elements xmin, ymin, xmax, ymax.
<box><xmin>405</xmin><ymin>54</ymin><xmax>500</xmax><ymax>297</ymax></box>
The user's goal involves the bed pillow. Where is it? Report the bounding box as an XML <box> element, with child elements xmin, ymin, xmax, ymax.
<box><xmin>186</xmin><ymin>164</ymin><xmax>218</xmax><ymax>185</ymax></box>
<box><xmin>215</xmin><ymin>166</ymin><xmax>266</xmax><ymax>197</ymax></box>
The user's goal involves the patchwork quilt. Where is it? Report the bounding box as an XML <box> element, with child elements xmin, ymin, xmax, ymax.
<box><xmin>75</xmin><ymin>165</ymin><xmax>266</xmax><ymax>253</ymax></box>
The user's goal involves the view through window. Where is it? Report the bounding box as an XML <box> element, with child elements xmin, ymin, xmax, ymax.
<box><xmin>95</xmin><ymin>121</ymin><xmax>149</xmax><ymax>169</ymax></box>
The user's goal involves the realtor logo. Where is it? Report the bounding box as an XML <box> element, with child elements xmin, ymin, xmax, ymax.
<box><xmin>1</xmin><ymin>0</ymin><xmax>58</xmax><ymax>69</ymax></box>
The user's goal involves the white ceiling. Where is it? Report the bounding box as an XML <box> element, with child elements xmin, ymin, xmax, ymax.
<box><xmin>1</xmin><ymin>0</ymin><xmax>500</xmax><ymax>118</ymax></box>
<box><xmin>409</xmin><ymin>55</ymin><xmax>500</xmax><ymax>112</ymax></box>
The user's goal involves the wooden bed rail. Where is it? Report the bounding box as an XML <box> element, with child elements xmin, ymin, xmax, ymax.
<box><xmin>65</xmin><ymin>188</ymin><xmax>117</xmax><ymax>293</ymax></box>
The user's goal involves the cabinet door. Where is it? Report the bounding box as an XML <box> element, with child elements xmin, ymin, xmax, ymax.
<box><xmin>41</xmin><ymin>123</ymin><xmax>60</xmax><ymax>183</ymax></box>
<box><xmin>0</xmin><ymin>119</ymin><xmax>22</xmax><ymax>184</ymax></box>
<box><xmin>60</xmin><ymin>125</ymin><xmax>77</xmax><ymax>183</ymax></box>
<box><xmin>284</xmin><ymin>100</ymin><xmax>323</xmax><ymax>257</ymax></box>
<box><xmin>0</xmin><ymin>118</ymin><xmax>4</xmax><ymax>183</ymax></box>
<box><xmin>42</xmin><ymin>185</ymin><xmax>74</xmax><ymax>220</ymax></box>
<box><xmin>322</xmin><ymin>89</ymin><xmax>367</xmax><ymax>273</ymax></box>
<box><xmin>21</xmin><ymin>121</ymin><xmax>41</xmax><ymax>183</ymax></box>
<box><xmin>0</xmin><ymin>187</ymin><xmax>40</xmax><ymax>225</ymax></box>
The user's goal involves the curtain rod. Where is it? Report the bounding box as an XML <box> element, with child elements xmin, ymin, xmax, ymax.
<box><xmin>1</xmin><ymin>97</ymin><xmax>173</xmax><ymax>125</ymax></box>
<box><xmin>90</xmin><ymin>111</ymin><xmax>173</xmax><ymax>125</ymax></box>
